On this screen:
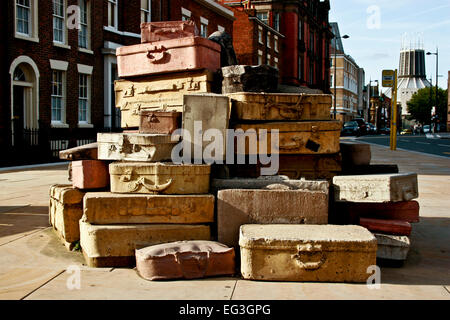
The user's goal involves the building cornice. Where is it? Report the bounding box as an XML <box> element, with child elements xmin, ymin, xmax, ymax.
<box><xmin>194</xmin><ymin>0</ymin><xmax>236</xmax><ymax>21</ymax></box>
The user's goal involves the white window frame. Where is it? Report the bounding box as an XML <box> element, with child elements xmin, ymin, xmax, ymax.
<box><xmin>257</xmin><ymin>11</ymin><xmax>268</xmax><ymax>25</ymax></box>
<box><xmin>258</xmin><ymin>26</ymin><xmax>263</xmax><ymax>44</ymax></box>
<box><xmin>200</xmin><ymin>17</ymin><xmax>209</xmax><ymax>38</ymax></box>
<box><xmin>267</xmin><ymin>32</ymin><xmax>271</xmax><ymax>48</ymax></box>
<box><xmin>258</xmin><ymin>50</ymin><xmax>263</xmax><ymax>65</ymax></box>
<box><xmin>141</xmin><ymin>0</ymin><xmax>151</xmax><ymax>23</ymax></box>
<box><xmin>53</xmin><ymin>0</ymin><xmax>67</xmax><ymax>45</ymax></box>
<box><xmin>274</xmin><ymin>57</ymin><xmax>279</xmax><ymax>70</ymax></box>
<box><xmin>274</xmin><ymin>36</ymin><xmax>279</xmax><ymax>52</ymax></box>
<box><xmin>15</xmin><ymin>0</ymin><xmax>39</xmax><ymax>42</ymax></box>
<box><xmin>77</xmin><ymin>67</ymin><xmax>92</xmax><ymax>127</ymax></box>
<box><xmin>50</xmin><ymin>64</ymin><xmax>68</xmax><ymax>128</ymax></box>
<box><xmin>274</xmin><ymin>12</ymin><xmax>280</xmax><ymax>32</ymax></box>
<box><xmin>181</xmin><ymin>7</ymin><xmax>191</xmax><ymax>21</ymax></box>
<box><xmin>78</xmin><ymin>0</ymin><xmax>91</xmax><ymax>52</ymax></box>
<box><xmin>108</xmin><ymin>0</ymin><xmax>118</xmax><ymax>30</ymax></box>
<box><xmin>267</xmin><ymin>54</ymin><xmax>271</xmax><ymax>66</ymax></box>
<box><xmin>298</xmin><ymin>19</ymin><xmax>303</xmax><ymax>40</ymax></box>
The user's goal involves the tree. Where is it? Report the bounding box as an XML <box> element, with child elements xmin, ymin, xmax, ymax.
<box><xmin>407</xmin><ymin>87</ymin><xmax>448</xmax><ymax>125</ymax></box>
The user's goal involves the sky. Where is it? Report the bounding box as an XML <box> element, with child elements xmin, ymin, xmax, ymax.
<box><xmin>329</xmin><ymin>0</ymin><xmax>450</xmax><ymax>92</ymax></box>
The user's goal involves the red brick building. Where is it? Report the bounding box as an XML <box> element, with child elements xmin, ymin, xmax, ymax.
<box><xmin>220</xmin><ymin>0</ymin><xmax>332</xmax><ymax>93</ymax></box>
<box><xmin>1</xmin><ymin>0</ymin><xmax>234</xmax><ymax>165</ymax></box>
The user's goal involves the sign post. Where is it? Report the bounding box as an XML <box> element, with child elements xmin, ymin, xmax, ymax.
<box><xmin>382</xmin><ymin>70</ymin><xmax>398</xmax><ymax>150</ymax></box>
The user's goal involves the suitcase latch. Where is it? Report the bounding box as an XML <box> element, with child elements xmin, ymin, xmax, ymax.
<box><xmin>147</xmin><ymin>45</ymin><xmax>168</xmax><ymax>64</ymax></box>
<box><xmin>292</xmin><ymin>243</ymin><xmax>326</xmax><ymax>271</ymax></box>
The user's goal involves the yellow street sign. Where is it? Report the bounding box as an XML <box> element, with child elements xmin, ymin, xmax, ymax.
<box><xmin>382</xmin><ymin>70</ymin><xmax>395</xmax><ymax>87</ymax></box>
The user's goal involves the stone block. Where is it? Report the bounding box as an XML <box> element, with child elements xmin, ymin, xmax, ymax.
<box><xmin>136</xmin><ymin>241</ymin><xmax>235</xmax><ymax>280</ymax></box>
<box><xmin>82</xmin><ymin>193</ymin><xmax>214</xmax><ymax>224</ymax></box>
<box><xmin>374</xmin><ymin>233</ymin><xmax>410</xmax><ymax>261</ymax></box>
<box><xmin>218</xmin><ymin>189</ymin><xmax>329</xmax><ymax>247</ymax></box>
<box><xmin>71</xmin><ymin>160</ymin><xmax>109</xmax><ymax>190</ymax></box>
<box><xmin>139</xmin><ymin>111</ymin><xmax>181</xmax><ymax>134</ymax></box>
<box><xmin>239</xmin><ymin>224</ymin><xmax>377</xmax><ymax>282</ymax></box>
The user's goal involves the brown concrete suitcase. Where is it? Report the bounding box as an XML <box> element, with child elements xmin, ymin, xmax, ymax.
<box><xmin>109</xmin><ymin>162</ymin><xmax>211</xmax><ymax>195</ymax></box>
<box><xmin>115</xmin><ymin>70</ymin><xmax>214</xmax><ymax>128</ymax></box>
<box><xmin>71</xmin><ymin>160</ymin><xmax>110</xmax><ymax>190</ymax></box>
<box><xmin>82</xmin><ymin>192</ymin><xmax>214</xmax><ymax>224</ymax></box>
<box><xmin>136</xmin><ymin>241</ymin><xmax>235</xmax><ymax>280</ymax></box>
<box><xmin>97</xmin><ymin>133</ymin><xmax>179</xmax><ymax>162</ymax></box>
<box><xmin>139</xmin><ymin>110</ymin><xmax>181</xmax><ymax>134</ymax></box>
<box><xmin>141</xmin><ymin>21</ymin><xmax>199</xmax><ymax>43</ymax></box>
<box><xmin>239</xmin><ymin>224</ymin><xmax>377</xmax><ymax>282</ymax></box>
<box><xmin>233</xmin><ymin>121</ymin><xmax>342</xmax><ymax>155</ymax></box>
<box><xmin>227</xmin><ymin>93</ymin><xmax>332</xmax><ymax>121</ymax></box>
<box><xmin>117</xmin><ymin>37</ymin><xmax>221</xmax><ymax>78</ymax></box>
<box><xmin>80</xmin><ymin>222</ymin><xmax>211</xmax><ymax>268</ymax></box>
<box><xmin>49</xmin><ymin>184</ymin><xmax>85</xmax><ymax>250</ymax></box>
<box><xmin>359</xmin><ymin>218</ymin><xmax>412</xmax><ymax>236</ymax></box>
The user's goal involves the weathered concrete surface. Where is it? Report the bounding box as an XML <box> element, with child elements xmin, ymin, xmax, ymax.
<box><xmin>71</xmin><ymin>160</ymin><xmax>109</xmax><ymax>190</ymax></box>
<box><xmin>0</xmin><ymin>145</ymin><xmax>449</xmax><ymax>299</ymax></box>
<box><xmin>375</xmin><ymin>233</ymin><xmax>410</xmax><ymax>261</ymax></box>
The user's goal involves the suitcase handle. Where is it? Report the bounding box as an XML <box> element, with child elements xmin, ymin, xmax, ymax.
<box><xmin>128</xmin><ymin>177</ymin><xmax>173</xmax><ymax>193</ymax></box>
<box><xmin>279</xmin><ymin>136</ymin><xmax>304</xmax><ymax>151</ymax></box>
<box><xmin>147</xmin><ymin>46</ymin><xmax>168</xmax><ymax>64</ymax></box>
<box><xmin>292</xmin><ymin>244</ymin><xmax>326</xmax><ymax>271</ymax></box>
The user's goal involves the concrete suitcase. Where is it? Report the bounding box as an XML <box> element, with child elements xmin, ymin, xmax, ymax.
<box><xmin>333</xmin><ymin>173</ymin><xmax>419</xmax><ymax>203</ymax></box>
<box><xmin>72</xmin><ymin>160</ymin><xmax>109</xmax><ymax>190</ymax></box>
<box><xmin>375</xmin><ymin>233</ymin><xmax>410</xmax><ymax>261</ymax></box>
<box><xmin>218</xmin><ymin>189</ymin><xmax>329</xmax><ymax>248</ymax></box>
<box><xmin>221</xmin><ymin>65</ymin><xmax>279</xmax><ymax>94</ymax></box>
<box><xmin>226</xmin><ymin>154</ymin><xmax>342</xmax><ymax>180</ymax></box>
<box><xmin>228</xmin><ymin>93</ymin><xmax>332</xmax><ymax>121</ymax></box>
<box><xmin>233</xmin><ymin>121</ymin><xmax>342</xmax><ymax>155</ymax></box>
<box><xmin>97</xmin><ymin>133</ymin><xmax>179</xmax><ymax>162</ymax></box>
<box><xmin>141</xmin><ymin>21</ymin><xmax>199</xmax><ymax>43</ymax></box>
<box><xmin>136</xmin><ymin>241</ymin><xmax>235</xmax><ymax>280</ymax></box>
<box><xmin>82</xmin><ymin>192</ymin><xmax>214</xmax><ymax>224</ymax></box>
<box><xmin>109</xmin><ymin>162</ymin><xmax>211</xmax><ymax>195</ymax></box>
<box><xmin>239</xmin><ymin>224</ymin><xmax>377</xmax><ymax>282</ymax></box>
<box><xmin>80</xmin><ymin>222</ymin><xmax>211</xmax><ymax>268</ymax></box>
<box><xmin>59</xmin><ymin>143</ymin><xmax>98</xmax><ymax>160</ymax></box>
<box><xmin>182</xmin><ymin>94</ymin><xmax>230</xmax><ymax>162</ymax></box>
<box><xmin>359</xmin><ymin>218</ymin><xmax>412</xmax><ymax>236</ymax></box>
<box><xmin>49</xmin><ymin>185</ymin><xmax>85</xmax><ymax>250</ymax></box>
<box><xmin>340</xmin><ymin>141</ymin><xmax>371</xmax><ymax>167</ymax></box>
<box><xmin>139</xmin><ymin>110</ymin><xmax>181</xmax><ymax>134</ymax></box>
<box><xmin>115</xmin><ymin>70</ymin><xmax>214</xmax><ymax>128</ymax></box>
<box><xmin>117</xmin><ymin>37</ymin><xmax>221</xmax><ymax>78</ymax></box>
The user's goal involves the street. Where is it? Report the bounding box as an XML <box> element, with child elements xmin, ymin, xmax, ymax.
<box><xmin>356</xmin><ymin>134</ymin><xmax>450</xmax><ymax>158</ymax></box>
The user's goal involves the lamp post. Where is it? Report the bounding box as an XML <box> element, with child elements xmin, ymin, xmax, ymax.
<box><xmin>368</xmin><ymin>79</ymin><xmax>378</xmax><ymax>124</ymax></box>
<box><xmin>427</xmin><ymin>48</ymin><xmax>439</xmax><ymax>124</ymax></box>
<box><xmin>333</xmin><ymin>34</ymin><xmax>349</xmax><ymax>120</ymax></box>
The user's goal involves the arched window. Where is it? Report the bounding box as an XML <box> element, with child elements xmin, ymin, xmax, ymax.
<box><xmin>13</xmin><ymin>67</ymin><xmax>26</xmax><ymax>81</ymax></box>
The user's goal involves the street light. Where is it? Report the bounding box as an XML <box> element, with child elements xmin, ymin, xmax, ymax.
<box><xmin>333</xmin><ymin>34</ymin><xmax>350</xmax><ymax>120</ymax></box>
<box><xmin>427</xmin><ymin>48</ymin><xmax>439</xmax><ymax>123</ymax></box>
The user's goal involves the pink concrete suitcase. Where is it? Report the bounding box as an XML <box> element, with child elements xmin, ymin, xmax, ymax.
<box><xmin>72</xmin><ymin>160</ymin><xmax>109</xmax><ymax>190</ymax></box>
<box><xmin>141</xmin><ymin>21</ymin><xmax>199</xmax><ymax>43</ymax></box>
<box><xmin>117</xmin><ymin>37</ymin><xmax>221</xmax><ymax>78</ymax></box>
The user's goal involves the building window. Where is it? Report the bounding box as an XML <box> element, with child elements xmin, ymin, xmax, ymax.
<box><xmin>53</xmin><ymin>0</ymin><xmax>66</xmax><ymax>43</ymax></box>
<box><xmin>274</xmin><ymin>57</ymin><xmax>279</xmax><ymax>69</ymax></box>
<box><xmin>141</xmin><ymin>0</ymin><xmax>151</xmax><ymax>23</ymax></box>
<box><xmin>298</xmin><ymin>19</ymin><xmax>302</xmax><ymax>40</ymax></box>
<box><xmin>16</xmin><ymin>0</ymin><xmax>31</xmax><ymax>36</ymax></box>
<box><xmin>200</xmin><ymin>17</ymin><xmax>208</xmax><ymax>38</ymax></box>
<box><xmin>267</xmin><ymin>54</ymin><xmax>271</xmax><ymax>66</ymax></box>
<box><xmin>257</xmin><ymin>11</ymin><xmax>268</xmax><ymax>25</ymax></box>
<box><xmin>267</xmin><ymin>32</ymin><xmax>271</xmax><ymax>48</ymax></box>
<box><xmin>273</xmin><ymin>12</ymin><xmax>280</xmax><ymax>32</ymax></box>
<box><xmin>310</xmin><ymin>32</ymin><xmax>315</xmax><ymax>53</ymax></box>
<box><xmin>258</xmin><ymin>26</ymin><xmax>263</xmax><ymax>44</ymax></box>
<box><xmin>51</xmin><ymin>70</ymin><xmax>65</xmax><ymax>123</ymax></box>
<box><xmin>258</xmin><ymin>50</ymin><xmax>263</xmax><ymax>65</ymax></box>
<box><xmin>181</xmin><ymin>7</ymin><xmax>191</xmax><ymax>21</ymax></box>
<box><xmin>298</xmin><ymin>56</ymin><xmax>302</xmax><ymax>80</ymax></box>
<box><xmin>274</xmin><ymin>36</ymin><xmax>279</xmax><ymax>52</ymax></box>
<box><xmin>79</xmin><ymin>74</ymin><xmax>90</xmax><ymax>123</ymax></box>
<box><xmin>309</xmin><ymin>61</ymin><xmax>314</xmax><ymax>85</ymax></box>
<box><xmin>108</xmin><ymin>0</ymin><xmax>118</xmax><ymax>29</ymax></box>
<box><xmin>78</xmin><ymin>0</ymin><xmax>90</xmax><ymax>49</ymax></box>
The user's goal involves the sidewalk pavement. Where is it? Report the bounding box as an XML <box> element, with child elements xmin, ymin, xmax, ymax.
<box><xmin>0</xmin><ymin>144</ymin><xmax>449</xmax><ymax>300</ymax></box>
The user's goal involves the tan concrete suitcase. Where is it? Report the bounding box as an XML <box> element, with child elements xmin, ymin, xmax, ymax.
<box><xmin>182</xmin><ymin>94</ymin><xmax>230</xmax><ymax>162</ymax></box>
<box><xmin>109</xmin><ymin>162</ymin><xmax>211</xmax><ymax>195</ymax></box>
<box><xmin>239</xmin><ymin>225</ymin><xmax>377</xmax><ymax>283</ymax></box>
<box><xmin>227</xmin><ymin>93</ymin><xmax>332</xmax><ymax>121</ymax></box>
<box><xmin>333</xmin><ymin>173</ymin><xmax>419</xmax><ymax>203</ymax></box>
<box><xmin>217</xmin><ymin>189</ymin><xmax>329</xmax><ymax>248</ymax></box>
<box><xmin>116</xmin><ymin>37</ymin><xmax>221</xmax><ymax>78</ymax></box>
<box><xmin>82</xmin><ymin>192</ymin><xmax>214</xmax><ymax>224</ymax></box>
<box><xmin>115</xmin><ymin>70</ymin><xmax>214</xmax><ymax>128</ymax></box>
<box><xmin>80</xmin><ymin>221</ymin><xmax>211</xmax><ymax>268</ymax></box>
<box><xmin>49</xmin><ymin>184</ymin><xmax>85</xmax><ymax>250</ymax></box>
<box><xmin>97</xmin><ymin>133</ymin><xmax>179</xmax><ymax>162</ymax></box>
<box><xmin>233</xmin><ymin>121</ymin><xmax>342</xmax><ymax>155</ymax></box>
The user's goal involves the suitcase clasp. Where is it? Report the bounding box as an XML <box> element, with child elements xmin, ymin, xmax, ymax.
<box><xmin>292</xmin><ymin>244</ymin><xmax>326</xmax><ymax>271</ymax></box>
<box><xmin>147</xmin><ymin>45</ymin><xmax>168</xmax><ymax>64</ymax></box>
<box><xmin>128</xmin><ymin>177</ymin><xmax>173</xmax><ymax>193</ymax></box>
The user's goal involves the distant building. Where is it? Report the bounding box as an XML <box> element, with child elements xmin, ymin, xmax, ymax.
<box><xmin>220</xmin><ymin>0</ymin><xmax>333</xmax><ymax>93</ymax></box>
<box><xmin>330</xmin><ymin>22</ymin><xmax>364</xmax><ymax>122</ymax></box>
<box><xmin>1</xmin><ymin>0</ymin><xmax>234</xmax><ymax>164</ymax></box>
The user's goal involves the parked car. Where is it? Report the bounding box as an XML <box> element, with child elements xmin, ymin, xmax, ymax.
<box><xmin>423</xmin><ymin>125</ymin><xmax>431</xmax><ymax>134</ymax></box>
<box><xmin>341</xmin><ymin>121</ymin><xmax>360</xmax><ymax>136</ymax></box>
<box><xmin>379</xmin><ymin>127</ymin><xmax>391</xmax><ymax>135</ymax></box>
<box><xmin>352</xmin><ymin>118</ymin><xmax>368</xmax><ymax>135</ymax></box>
<box><xmin>400</xmin><ymin>129</ymin><xmax>412</xmax><ymax>135</ymax></box>
<box><xmin>367</xmin><ymin>123</ymin><xmax>377</xmax><ymax>135</ymax></box>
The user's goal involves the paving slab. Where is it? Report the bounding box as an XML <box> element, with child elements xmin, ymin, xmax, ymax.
<box><xmin>231</xmin><ymin>280</ymin><xmax>450</xmax><ymax>300</ymax></box>
<box><xmin>25</xmin><ymin>269</ymin><xmax>237</xmax><ymax>300</ymax></box>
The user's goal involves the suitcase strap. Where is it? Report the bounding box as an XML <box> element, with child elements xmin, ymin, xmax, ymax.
<box><xmin>126</xmin><ymin>177</ymin><xmax>173</xmax><ymax>193</ymax></box>
<box><xmin>291</xmin><ymin>244</ymin><xmax>326</xmax><ymax>271</ymax></box>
